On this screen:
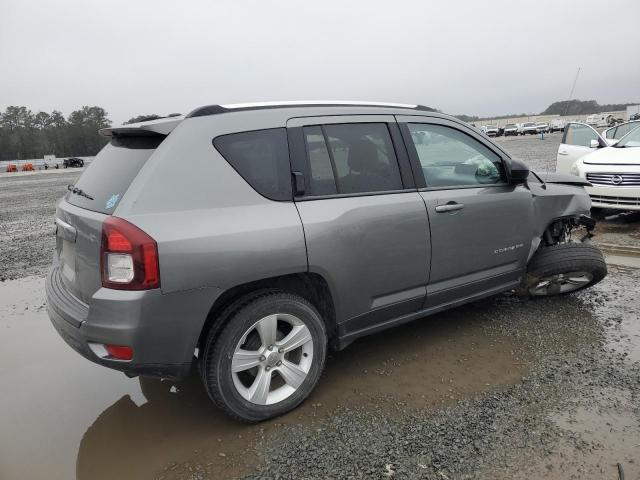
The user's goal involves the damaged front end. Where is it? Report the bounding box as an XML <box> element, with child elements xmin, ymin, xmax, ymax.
<box><xmin>526</xmin><ymin>171</ymin><xmax>596</xmax><ymax>259</ymax></box>
<box><xmin>541</xmin><ymin>214</ymin><xmax>596</xmax><ymax>247</ymax></box>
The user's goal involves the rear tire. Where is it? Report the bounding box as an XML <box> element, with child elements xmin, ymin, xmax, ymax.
<box><xmin>522</xmin><ymin>243</ymin><xmax>607</xmax><ymax>298</ymax></box>
<box><xmin>201</xmin><ymin>291</ymin><xmax>327</xmax><ymax>422</ymax></box>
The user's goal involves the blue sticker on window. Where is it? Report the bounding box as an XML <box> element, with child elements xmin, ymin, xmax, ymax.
<box><xmin>106</xmin><ymin>194</ymin><xmax>120</xmax><ymax>209</ymax></box>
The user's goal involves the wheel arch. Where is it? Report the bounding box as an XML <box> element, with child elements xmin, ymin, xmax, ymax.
<box><xmin>527</xmin><ymin>214</ymin><xmax>595</xmax><ymax>262</ymax></box>
<box><xmin>197</xmin><ymin>272</ymin><xmax>338</xmax><ymax>355</ymax></box>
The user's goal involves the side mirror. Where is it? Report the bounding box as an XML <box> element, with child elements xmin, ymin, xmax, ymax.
<box><xmin>590</xmin><ymin>139</ymin><xmax>599</xmax><ymax>148</ymax></box>
<box><xmin>507</xmin><ymin>158</ymin><xmax>529</xmax><ymax>184</ymax></box>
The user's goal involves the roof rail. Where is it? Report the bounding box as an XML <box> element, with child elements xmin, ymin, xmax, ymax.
<box><xmin>187</xmin><ymin>101</ymin><xmax>435</xmax><ymax>118</ymax></box>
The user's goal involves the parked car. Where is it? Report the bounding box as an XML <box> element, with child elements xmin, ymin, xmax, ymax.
<box><xmin>602</xmin><ymin>120</ymin><xmax>640</xmax><ymax>144</ymax></box>
<box><xmin>503</xmin><ymin>124</ymin><xmax>519</xmax><ymax>136</ymax></box>
<box><xmin>557</xmin><ymin>122</ymin><xmax>640</xmax><ymax>210</ymax></box>
<box><xmin>535</xmin><ymin>122</ymin><xmax>549</xmax><ymax>134</ymax></box>
<box><xmin>520</xmin><ymin>122</ymin><xmax>538</xmax><ymax>135</ymax></box>
<box><xmin>63</xmin><ymin>157</ymin><xmax>85</xmax><ymax>168</ymax></box>
<box><xmin>549</xmin><ymin>119</ymin><xmax>566</xmax><ymax>133</ymax></box>
<box><xmin>47</xmin><ymin>102</ymin><xmax>607</xmax><ymax>422</ymax></box>
<box><xmin>484</xmin><ymin>124</ymin><xmax>499</xmax><ymax>137</ymax></box>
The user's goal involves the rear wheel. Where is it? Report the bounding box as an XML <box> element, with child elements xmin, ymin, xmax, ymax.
<box><xmin>201</xmin><ymin>291</ymin><xmax>327</xmax><ymax>422</ymax></box>
<box><xmin>522</xmin><ymin>243</ymin><xmax>607</xmax><ymax>298</ymax></box>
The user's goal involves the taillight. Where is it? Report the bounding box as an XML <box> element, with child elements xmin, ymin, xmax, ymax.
<box><xmin>101</xmin><ymin>217</ymin><xmax>160</xmax><ymax>290</ymax></box>
<box><xmin>105</xmin><ymin>344</ymin><xmax>134</xmax><ymax>360</ymax></box>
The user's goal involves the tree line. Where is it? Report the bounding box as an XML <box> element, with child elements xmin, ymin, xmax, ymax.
<box><xmin>0</xmin><ymin>106</ymin><xmax>111</xmax><ymax>161</ymax></box>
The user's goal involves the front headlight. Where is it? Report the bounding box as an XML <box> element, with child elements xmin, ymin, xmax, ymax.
<box><xmin>570</xmin><ymin>162</ymin><xmax>580</xmax><ymax>176</ymax></box>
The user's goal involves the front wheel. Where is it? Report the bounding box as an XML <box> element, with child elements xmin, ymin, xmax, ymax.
<box><xmin>201</xmin><ymin>291</ymin><xmax>327</xmax><ymax>422</ymax></box>
<box><xmin>522</xmin><ymin>243</ymin><xmax>607</xmax><ymax>298</ymax></box>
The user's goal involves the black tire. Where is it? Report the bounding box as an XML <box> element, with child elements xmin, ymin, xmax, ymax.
<box><xmin>200</xmin><ymin>291</ymin><xmax>327</xmax><ymax>422</ymax></box>
<box><xmin>522</xmin><ymin>242</ymin><xmax>607</xmax><ymax>298</ymax></box>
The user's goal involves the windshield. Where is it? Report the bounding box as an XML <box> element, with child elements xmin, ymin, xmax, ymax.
<box><xmin>615</xmin><ymin>125</ymin><xmax>640</xmax><ymax>148</ymax></box>
<box><xmin>487</xmin><ymin>125</ymin><xmax>497</xmax><ymax>129</ymax></box>
<box><xmin>505</xmin><ymin>124</ymin><xmax>516</xmax><ymax>128</ymax></box>
<box><xmin>524</xmin><ymin>123</ymin><xmax>535</xmax><ymax>127</ymax></box>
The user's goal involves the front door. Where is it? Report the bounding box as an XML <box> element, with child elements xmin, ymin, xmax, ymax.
<box><xmin>557</xmin><ymin>122</ymin><xmax>607</xmax><ymax>173</ymax></box>
<box><xmin>397</xmin><ymin>115</ymin><xmax>533</xmax><ymax>307</ymax></box>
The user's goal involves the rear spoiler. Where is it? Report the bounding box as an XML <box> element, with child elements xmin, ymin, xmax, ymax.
<box><xmin>99</xmin><ymin>116</ymin><xmax>184</xmax><ymax>137</ymax></box>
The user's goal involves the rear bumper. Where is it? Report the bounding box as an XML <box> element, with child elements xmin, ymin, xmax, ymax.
<box><xmin>46</xmin><ymin>266</ymin><xmax>222</xmax><ymax>379</ymax></box>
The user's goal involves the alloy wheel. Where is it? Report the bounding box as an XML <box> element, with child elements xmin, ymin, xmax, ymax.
<box><xmin>231</xmin><ymin>313</ymin><xmax>314</xmax><ymax>405</ymax></box>
<box><xmin>529</xmin><ymin>271</ymin><xmax>593</xmax><ymax>296</ymax></box>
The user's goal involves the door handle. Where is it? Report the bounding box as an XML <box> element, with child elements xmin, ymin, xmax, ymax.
<box><xmin>435</xmin><ymin>203</ymin><xmax>464</xmax><ymax>213</ymax></box>
<box><xmin>558</xmin><ymin>150</ymin><xmax>569</xmax><ymax>156</ymax></box>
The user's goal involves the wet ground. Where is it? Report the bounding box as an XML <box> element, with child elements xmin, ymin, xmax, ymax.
<box><xmin>1</xmin><ymin>133</ymin><xmax>639</xmax><ymax>479</ymax></box>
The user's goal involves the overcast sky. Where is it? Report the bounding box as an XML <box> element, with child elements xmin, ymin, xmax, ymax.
<box><xmin>2</xmin><ymin>0</ymin><xmax>639</xmax><ymax>124</ymax></box>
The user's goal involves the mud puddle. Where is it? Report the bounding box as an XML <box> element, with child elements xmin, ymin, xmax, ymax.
<box><xmin>0</xmin><ymin>276</ymin><xmax>524</xmax><ymax>480</ymax></box>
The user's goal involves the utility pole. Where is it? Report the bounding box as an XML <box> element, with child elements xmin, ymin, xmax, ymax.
<box><xmin>563</xmin><ymin>67</ymin><xmax>581</xmax><ymax>117</ymax></box>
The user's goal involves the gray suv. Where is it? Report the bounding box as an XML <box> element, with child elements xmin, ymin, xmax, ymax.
<box><xmin>47</xmin><ymin>102</ymin><xmax>607</xmax><ymax>422</ymax></box>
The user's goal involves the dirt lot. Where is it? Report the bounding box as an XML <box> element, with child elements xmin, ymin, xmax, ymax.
<box><xmin>1</xmin><ymin>134</ymin><xmax>639</xmax><ymax>479</ymax></box>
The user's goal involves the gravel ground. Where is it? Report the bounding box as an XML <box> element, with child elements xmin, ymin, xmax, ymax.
<box><xmin>0</xmin><ymin>170</ymin><xmax>80</xmax><ymax>280</ymax></box>
<box><xmin>493</xmin><ymin>132</ymin><xmax>563</xmax><ymax>172</ymax></box>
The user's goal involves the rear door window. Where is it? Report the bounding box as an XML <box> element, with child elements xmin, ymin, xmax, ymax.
<box><xmin>213</xmin><ymin>128</ymin><xmax>292</xmax><ymax>201</ymax></box>
<box><xmin>66</xmin><ymin>135</ymin><xmax>163</xmax><ymax>214</ymax></box>
<box><xmin>303</xmin><ymin>123</ymin><xmax>402</xmax><ymax>195</ymax></box>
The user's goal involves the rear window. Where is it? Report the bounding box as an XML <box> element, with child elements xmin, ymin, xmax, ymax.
<box><xmin>66</xmin><ymin>135</ymin><xmax>163</xmax><ymax>214</ymax></box>
<box><xmin>213</xmin><ymin>128</ymin><xmax>292</xmax><ymax>201</ymax></box>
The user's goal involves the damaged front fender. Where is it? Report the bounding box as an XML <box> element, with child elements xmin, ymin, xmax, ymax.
<box><xmin>525</xmin><ymin>177</ymin><xmax>593</xmax><ymax>260</ymax></box>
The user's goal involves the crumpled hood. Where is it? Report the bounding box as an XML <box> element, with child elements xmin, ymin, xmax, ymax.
<box><xmin>533</xmin><ymin>171</ymin><xmax>591</xmax><ymax>187</ymax></box>
<box><xmin>582</xmin><ymin>146</ymin><xmax>640</xmax><ymax>165</ymax></box>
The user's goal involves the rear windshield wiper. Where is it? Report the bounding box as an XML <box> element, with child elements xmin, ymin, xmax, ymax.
<box><xmin>67</xmin><ymin>184</ymin><xmax>94</xmax><ymax>200</ymax></box>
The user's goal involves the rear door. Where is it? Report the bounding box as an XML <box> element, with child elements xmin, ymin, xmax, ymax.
<box><xmin>397</xmin><ymin>115</ymin><xmax>533</xmax><ymax>307</ymax></box>
<box><xmin>56</xmin><ymin>135</ymin><xmax>164</xmax><ymax>303</ymax></box>
<box><xmin>287</xmin><ymin>115</ymin><xmax>430</xmax><ymax>335</ymax></box>
<box><xmin>557</xmin><ymin>122</ymin><xmax>607</xmax><ymax>173</ymax></box>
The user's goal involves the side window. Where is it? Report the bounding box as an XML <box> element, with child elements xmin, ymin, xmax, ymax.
<box><xmin>614</xmin><ymin>122</ymin><xmax>640</xmax><ymax>140</ymax></box>
<box><xmin>213</xmin><ymin>128</ymin><xmax>291</xmax><ymax>201</ymax></box>
<box><xmin>407</xmin><ymin>123</ymin><xmax>506</xmax><ymax>188</ymax></box>
<box><xmin>563</xmin><ymin>123</ymin><xmax>599</xmax><ymax>147</ymax></box>
<box><xmin>303</xmin><ymin>123</ymin><xmax>403</xmax><ymax>195</ymax></box>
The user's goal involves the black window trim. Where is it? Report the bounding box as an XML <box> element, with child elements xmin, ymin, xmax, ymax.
<box><xmin>396</xmin><ymin>117</ymin><xmax>511</xmax><ymax>191</ymax></box>
<box><xmin>288</xmin><ymin>120</ymin><xmax>415</xmax><ymax>200</ymax></box>
<box><xmin>212</xmin><ymin>127</ymin><xmax>294</xmax><ymax>202</ymax></box>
